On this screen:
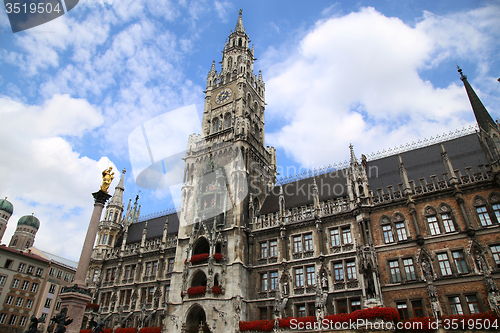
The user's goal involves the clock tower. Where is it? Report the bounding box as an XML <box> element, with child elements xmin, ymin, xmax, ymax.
<box><xmin>166</xmin><ymin>10</ymin><xmax>277</xmax><ymax>333</ymax></box>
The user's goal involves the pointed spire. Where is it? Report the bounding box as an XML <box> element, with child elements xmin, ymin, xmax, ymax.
<box><xmin>109</xmin><ymin>169</ymin><xmax>126</xmax><ymax>206</ymax></box>
<box><xmin>235</xmin><ymin>9</ymin><xmax>245</xmax><ymax>33</ymax></box>
<box><xmin>397</xmin><ymin>154</ymin><xmax>411</xmax><ymax>195</ymax></box>
<box><xmin>210</xmin><ymin>60</ymin><xmax>216</xmax><ymax>73</ymax></box>
<box><xmin>258</xmin><ymin>70</ymin><xmax>262</xmax><ymax>81</ymax></box>
<box><xmin>458</xmin><ymin>66</ymin><xmax>497</xmax><ymax>132</ymax></box>
<box><xmin>349</xmin><ymin>144</ymin><xmax>357</xmax><ymax>165</ymax></box>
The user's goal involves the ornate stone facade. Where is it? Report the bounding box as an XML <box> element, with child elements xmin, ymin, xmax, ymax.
<box><xmin>84</xmin><ymin>12</ymin><xmax>500</xmax><ymax>333</ymax></box>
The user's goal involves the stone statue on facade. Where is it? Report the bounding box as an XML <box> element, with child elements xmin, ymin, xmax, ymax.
<box><xmin>421</xmin><ymin>258</ymin><xmax>434</xmax><ymax>282</ymax></box>
<box><xmin>100</xmin><ymin>167</ymin><xmax>115</xmax><ymax>193</ymax></box>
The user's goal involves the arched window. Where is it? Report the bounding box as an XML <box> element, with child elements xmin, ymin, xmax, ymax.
<box><xmin>239</xmin><ymin>38</ymin><xmax>242</xmax><ymax>46</ymax></box>
<box><xmin>424</xmin><ymin>207</ymin><xmax>441</xmax><ymax>235</ymax></box>
<box><xmin>193</xmin><ymin>237</ymin><xmax>210</xmax><ymax>255</ymax></box>
<box><xmin>227</xmin><ymin>57</ymin><xmax>232</xmax><ymax>70</ymax></box>
<box><xmin>212</xmin><ymin>118</ymin><xmax>220</xmax><ymax>133</ymax></box>
<box><xmin>224</xmin><ymin>114</ymin><xmax>231</xmax><ymax>128</ymax></box>
<box><xmin>12</xmin><ymin>238</ymin><xmax>18</xmax><ymax>246</ymax></box>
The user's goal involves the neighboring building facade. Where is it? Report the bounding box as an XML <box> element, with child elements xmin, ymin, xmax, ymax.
<box><xmin>84</xmin><ymin>11</ymin><xmax>500</xmax><ymax>333</ymax></box>
<box><xmin>0</xmin><ymin>199</ymin><xmax>77</xmax><ymax>333</ymax></box>
<box><xmin>0</xmin><ymin>245</ymin><xmax>49</xmax><ymax>333</ymax></box>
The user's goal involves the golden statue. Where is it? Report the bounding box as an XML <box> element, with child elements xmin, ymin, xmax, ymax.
<box><xmin>100</xmin><ymin>167</ymin><xmax>115</xmax><ymax>193</ymax></box>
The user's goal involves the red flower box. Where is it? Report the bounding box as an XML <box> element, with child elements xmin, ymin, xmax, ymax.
<box><xmin>115</xmin><ymin>328</ymin><xmax>137</xmax><ymax>333</ymax></box>
<box><xmin>239</xmin><ymin>319</ymin><xmax>274</xmax><ymax>332</ymax></box>
<box><xmin>213</xmin><ymin>253</ymin><xmax>223</xmax><ymax>261</ymax></box>
<box><xmin>212</xmin><ymin>285</ymin><xmax>222</xmax><ymax>295</ymax></box>
<box><xmin>80</xmin><ymin>330</ymin><xmax>91</xmax><ymax>333</ymax></box>
<box><xmin>85</xmin><ymin>303</ymin><xmax>100</xmax><ymax>311</ymax></box>
<box><xmin>190</xmin><ymin>253</ymin><xmax>209</xmax><ymax>264</ymax></box>
<box><xmin>187</xmin><ymin>286</ymin><xmax>206</xmax><ymax>296</ymax></box>
<box><xmin>139</xmin><ymin>327</ymin><xmax>161</xmax><ymax>333</ymax></box>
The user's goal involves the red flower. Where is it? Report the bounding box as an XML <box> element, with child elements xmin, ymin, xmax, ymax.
<box><xmin>190</xmin><ymin>253</ymin><xmax>209</xmax><ymax>264</ymax></box>
<box><xmin>187</xmin><ymin>286</ymin><xmax>207</xmax><ymax>296</ymax></box>
<box><xmin>115</xmin><ymin>328</ymin><xmax>138</xmax><ymax>333</ymax></box>
<box><xmin>239</xmin><ymin>320</ymin><xmax>274</xmax><ymax>332</ymax></box>
<box><xmin>80</xmin><ymin>330</ymin><xmax>92</xmax><ymax>333</ymax></box>
<box><xmin>213</xmin><ymin>253</ymin><xmax>223</xmax><ymax>261</ymax></box>
<box><xmin>139</xmin><ymin>327</ymin><xmax>161</xmax><ymax>333</ymax></box>
<box><xmin>212</xmin><ymin>285</ymin><xmax>222</xmax><ymax>295</ymax></box>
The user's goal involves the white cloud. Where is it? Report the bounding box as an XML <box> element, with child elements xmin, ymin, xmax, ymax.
<box><xmin>214</xmin><ymin>1</ymin><xmax>233</xmax><ymax>22</ymax></box>
<box><xmin>0</xmin><ymin>94</ymin><xmax>113</xmax><ymax>260</ymax></box>
<box><xmin>263</xmin><ymin>6</ymin><xmax>499</xmax><ymax>168</ymax></box>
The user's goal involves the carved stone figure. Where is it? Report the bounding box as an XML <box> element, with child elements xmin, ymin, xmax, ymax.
<box><xmin>366</xmin><ymin>275</ymin><xmax>376</xmax><ymax>298</ymax></box>
<box><xmin>421</xmin><ymin>258</ymin><xmax>434</xmax><ymax>282</ymax></box>
<box><xmin>321</xmin><ymin>271</ymin><xmax>328</xmax><ymax>289</ymax></box>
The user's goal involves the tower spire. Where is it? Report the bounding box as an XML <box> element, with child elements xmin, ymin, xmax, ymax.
<box><xmin>458</xmin><ymin>66</ymin><xmax>497</xmax><ymax>132</ymax></box>
<box><xmin>235</xmin><ymin>9</ymin><xmax>245</xmax><ymax>33</ymax></box>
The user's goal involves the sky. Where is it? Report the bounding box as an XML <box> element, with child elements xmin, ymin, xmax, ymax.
<box><xmin>0</xmin><ymin>0</ymin><xmax>499</xmax><ymax>261</ymax></box>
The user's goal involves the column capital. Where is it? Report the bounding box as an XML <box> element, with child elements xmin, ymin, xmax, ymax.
<box><xmin>92</xmin><ymin>190</ymin><xmax>112</xmax><ymax>205</ymax></box>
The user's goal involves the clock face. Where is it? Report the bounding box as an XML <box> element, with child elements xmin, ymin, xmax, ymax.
<box><xmin>215</xmin><ymin>89</ymin><xmax>232</xmax><ymax>104</ymax></box>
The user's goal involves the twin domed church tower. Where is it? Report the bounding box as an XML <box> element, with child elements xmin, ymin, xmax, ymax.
<box><xmin>0</xmin><ymin>197</ymin><xmax>40</xmax><ymax>250</ymax></box>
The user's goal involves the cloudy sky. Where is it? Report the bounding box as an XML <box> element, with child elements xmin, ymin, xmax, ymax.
<box><xmin>1</xmin><ymin>0</ymin><xmax>499</xmax><ymax>261</ymax></box>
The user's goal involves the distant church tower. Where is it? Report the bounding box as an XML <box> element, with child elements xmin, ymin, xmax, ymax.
<box><xmin>9</xmin><ymin>214</ymin><xmax>40</xmax><ymax>250</ymax></box>
<box><xmin>0</xmin><ymin>197</ymin><xmax>13</xmax><ymax>243</ymax></box>
<box><xmin>167</xmin><ymin>10</ymin><xmax>277</xmax><ymax>332</ymax></box>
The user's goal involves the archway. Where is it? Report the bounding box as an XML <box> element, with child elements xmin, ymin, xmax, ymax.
<box><xmin>193</xmin><ymin>237</ymin><xmax>210</xmax><ymax>255</ymax></box>
<box><xmin>186</xmin><ymin>304</ymin><xmax>209</xmax><ymax>333</ymax></box>
<box><xmin>191</xmin><ymin>270</ymin><xmax>207</xmax><ymax>287</ymax></box>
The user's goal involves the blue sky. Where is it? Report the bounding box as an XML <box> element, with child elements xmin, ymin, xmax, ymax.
<box><xmin>1</xmin><ymin>0</ymin><xmax>499</xmax><ymax>261</ymax></box>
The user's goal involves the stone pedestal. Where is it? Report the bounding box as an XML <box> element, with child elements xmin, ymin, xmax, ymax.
<box><xmin>59</xmin><ymin>289</ymin><xmax>93</xmax><ymax>333</ymax></box>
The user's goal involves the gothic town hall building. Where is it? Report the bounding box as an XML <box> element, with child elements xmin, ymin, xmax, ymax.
<box><xmin>84</xmin><ymin>12</ymin><xmax>500</xmax><ymax>333</ymax></box>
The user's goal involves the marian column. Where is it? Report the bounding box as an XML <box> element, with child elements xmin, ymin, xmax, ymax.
<box><xmin>59</xmin><ymin>167</ymin><xmax>114</xmax><ymax>333</ymax></box>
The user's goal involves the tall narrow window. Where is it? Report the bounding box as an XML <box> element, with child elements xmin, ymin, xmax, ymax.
<box><xmin>449</xmin><ymin>296</ymin><xmax>464</xmax><ymax>315</ymax></box>
<box><xmin>351</xmin><ymin>300</ymin><xmax>361</xmax><ymax>312</ymax></box>
<box><xmin>304</xmin><ymin>234</ymin><xmax>313</xmax><ymax>251</ymax></box>
<box><xmin>346</xmin><ymin>261</ymin><xmax>356</xmax><ymax>280</ymax></box>
<box><xmin>269</xmin><ymin>240</ymin><xmax>278</xmax><ymax>257</ymax></box>
<box><xmin>490</xmin><ymin>245</ymin><xmax>500</xmax><ymax>269</ymax></box>
<box><xmin>306</xmin><ymin>266</ymin><xmax>315</xmax><ymax>286</ymax></box>
<box><xmin>437</xmin><ymin>253</ymin><xmax>452</xmax><ymax>276</ymax></box>
<box><xmin>145</xmin><ymin>262</ymin><xmax>152</xmax><ymax>276</ymax></box>
<box><xmin>342</xmin><ymin>227</ymin><xmax>352</xmax><ymax>244</ymax></box>
<box><xmin>403</xmin><ymin>258</ymin><xmax>416</xmax><ymax>281</ymax></box>
<box><xmin>389</xmin><ymin>260</ymin><xmax>401</xmax><ymax>283</ymax></box>
<box><xmin>102</xmin><ymin>234</ymin><xmax>108</xmax><ymax>244</ymax></box>
<box><xmin>395</xmin><ymin>222</ymin><xmax>407</xmax><ymax>241</ymax></box>
<box><xmin>427</xmin><ymin>216</ymin><xmax>441</xmax><ymax>235</ymax></box>
<box><xmin>476</xmin><ymin>206</ymin><xmax>492</xmax><ymax>226</ymax></box>
<box><xmin>466</xmin><ymin>295</ymin><xmax>481</xmax><ymax>314</ymax></box>
<box><xmin>152</xmin><ymin>262</ymin><xmax>158</xmax><ymax>276</ymax></box>
<box><xmin>383</xmin><ymin>225</ymin><xmax>394</xmax><ymax>243</ymax></box>
<box><xmin>337</xmin><ymin>300</ymin><xmax>348</xmax><ymax>314</ymax></box>
<box><xmin>124</xmin><ymin>266</ymin><xmax>131</xmax><ymax>279</ymax></box>
<box><xmin>334</xmin><ymin>263</ymin><xmax>343</xmax><ymax>282</ymax></box>
<box><xmin>441</xmin><ymin>213</ymin><xmax>456</xmax><ymax>232</ymax></box>
<box><xmin>260</xmin><ymin>242</ymin><xmax>268</xmax><ymax>258</ymax></box>
<box><xmin>259</xmin><ymin>308</ymin><xmax>268</xmax><ymax>320</ymax></box>
<box><xmin>167</xmin><ymin>259</ymin><xmax>175</xmax><ymax>273</ymax></box>
<box><xmin>452</xmin><ymin>250</ymin><xmax>468</xmax><ymax>274</ymax></box>
<box><xmin>270</xmin><ymin>271</ymin><xmax>278</xmax><ymax>290</ymax></box>
<box><xmin>293</xmin><ymin>236</ymin><xmax>302</xmax><ymax>253</ymax></box>
<box><xmin>492</xmin><ymin>203</ymin><xmax>500</xmax><ymax>221</ymax></box>
<box><xmin>330</xmin><ymin>229</ymin><xmax>340</xmax><ymax>246</ymax></box>
<box><xmin>295</xmin><ymin>268</ymin><xmax>304</xmax><ymax>287</ymax></box>
<box><xmin>397</xmin><ymin>302</ymin><xmax>409</xmax><ymax>320</ymax></box>
<box><xmin>412</xmin><ymin>300</ymin><xmax>424</xmax><ymax>317</ymax></box>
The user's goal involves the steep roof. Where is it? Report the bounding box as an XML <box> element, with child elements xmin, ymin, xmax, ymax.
<box><xmin>260</xmin><ymin>133</ymin><xmax>488</xmax><ymax>215</ymax></box>
<box><xmin>367</xmin><ymin>133</ymin><xmax>487</xmax><ymax>191</ymax></box>
<box><xmin>260</xmin><ymin>170</ymin><xmax>349</xmax><ymax>215</ymax></box>
<box><xmin>122</xmin><ymin>212</ymin><xmax>179</xmax><ymax>245</ymax></box>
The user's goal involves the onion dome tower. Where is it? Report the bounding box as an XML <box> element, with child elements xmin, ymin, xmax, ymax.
<box><xmin>9</xmin><ymin>214</ymin><xmax>40</xmax><ymax>250</ymax></box>
<box><xmin>0</xmin><ymin>197</ymin><xmax>13</xmax><ymax>243</ymax></box>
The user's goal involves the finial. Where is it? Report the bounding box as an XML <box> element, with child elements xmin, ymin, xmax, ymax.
<box><xmin>239</xmin><ymin>9</ymin><xmax>242</xmax><ymax>16</ymax></box>
<box><xmin>122</xmin><ymin>168</ymin><xmax>126</xmax><ymax>174</ymax></box>
<box><xmin>457</xmin><ymin>64</ymin><xmax>467</xmax><ymax>80</ymax></box>
<box><xmin>349</xmin><ymin>144</ymin><xmax>357</xmax><ymax>164</ymax></box>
